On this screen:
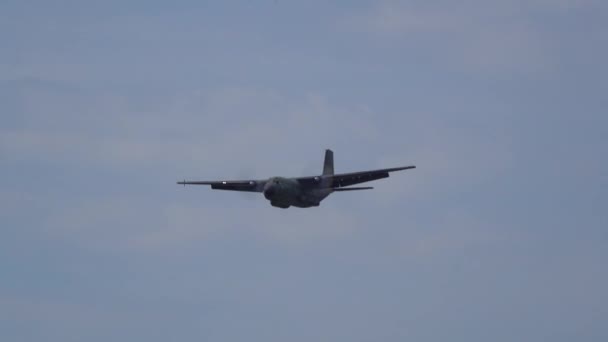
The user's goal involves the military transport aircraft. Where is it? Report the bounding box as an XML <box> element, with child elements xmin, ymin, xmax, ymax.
<box><xmin>177</xmin><ymin>149</ymin><xmax>415</xmax><ymax>209</ymax></box>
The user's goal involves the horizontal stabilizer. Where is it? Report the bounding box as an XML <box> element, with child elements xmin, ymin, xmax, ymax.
<box><xmin>333</xmin><ymin>187</ymin><xmax>374</xmax><ymax>191</ymax></box>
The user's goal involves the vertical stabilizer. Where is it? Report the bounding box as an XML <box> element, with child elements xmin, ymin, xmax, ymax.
<box><xmin>323</xmin><ymin>149</ymin><xmax>334</xmax><ymax>175</ymax></box>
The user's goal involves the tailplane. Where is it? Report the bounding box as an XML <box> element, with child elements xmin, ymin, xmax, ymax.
<box><xmin>333</xmin><ymin>187</ymin><xmax>373</xmax><ymax>191</ymax></box>
<box><xmin>323</xmin><ymin>149</ymin><xmax>334</xmax><ymax>175</ymax></box>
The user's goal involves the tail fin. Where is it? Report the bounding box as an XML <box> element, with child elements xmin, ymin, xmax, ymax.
<box><xmin>323</xmin><ymin>149</ymin><xmax>334</xmax><ymax>175</ymax></box>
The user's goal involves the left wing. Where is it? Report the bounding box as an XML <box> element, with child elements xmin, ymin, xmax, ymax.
<box><xmin>177</xmin><ymin>179</ymin><xmax>266</xmax><ymax>192</ymax></box>
<box><xmin>297</xmin><ymin>165</ymin><xmax>415</xmax><ymax>188</ymax></box>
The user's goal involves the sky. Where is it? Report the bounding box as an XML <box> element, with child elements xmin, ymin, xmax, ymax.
<box><xmin>1</xmin><ymin>0</ymin><xmax>607</xmax><ymax>341</ymax></box>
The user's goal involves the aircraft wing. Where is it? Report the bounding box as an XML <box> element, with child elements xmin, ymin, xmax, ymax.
<box><xmin>297</xmin><ymin>165</ymin><xmax>415</xmax><ymax>189</ymax></box>
<box><xmin>177</xmin><ymin>179</ymin><xmax>266</xmax><ymax>192</ymax></box>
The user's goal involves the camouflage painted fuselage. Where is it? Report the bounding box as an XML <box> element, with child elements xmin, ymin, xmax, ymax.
<box><xmin>263</xmin><ymin>177</ymin><xmax>332</xmax><ymax>208</ymax></box>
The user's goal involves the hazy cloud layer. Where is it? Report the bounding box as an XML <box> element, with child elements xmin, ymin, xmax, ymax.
<box><xmin>1</xmin><ymin>1</ymin><xmax>607</xmax><ymax>341</ymax></box>
<box><xmin>341</xmin><ymin>0</ymin><xmax>606</xmax><ymax>73</ymax></box>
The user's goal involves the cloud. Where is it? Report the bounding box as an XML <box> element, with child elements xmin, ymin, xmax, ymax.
<box><xmin>338</xmin><ymin>0</ymin><xmax>604</xmax><ymax>73</ymax></box>
<box><xmin>398</xmin><ymin>209</ymin><xmax>506</xmax><ymax>259</ymax></box>
<box><xmin>35</xmin><ymin>194</ymin><xmax>363</xmax><ymax>253</ymax></box>
<box><xmin>2</xmin><ymin>84</ymin><xmax>380</xmax><ymax>171</ymax></box>
<box><xmin>0</xmin><ymin>295</ymin><xmax>100</xmax><ymax>335</ymax></box>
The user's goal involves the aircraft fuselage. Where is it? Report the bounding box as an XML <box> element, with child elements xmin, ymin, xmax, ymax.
<box><xmin>263</xmin><ymin>177</ymin><xmax>332</xmax><ymax>208</ymax></box>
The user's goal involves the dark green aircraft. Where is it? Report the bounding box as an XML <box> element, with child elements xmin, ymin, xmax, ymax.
<box><xmin>177</xmin><ymin>149</ymin><xmax>415</xmax><ymax>209</ymax></box>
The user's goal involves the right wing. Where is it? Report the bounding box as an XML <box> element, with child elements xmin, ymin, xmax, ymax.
<box><xmin>177</xmin><ymin>179</ymin><xmax>266</xmax><ymax>192</ymax></box>
<box><xmin>297</xmin><ymin>165</ymin><xmax>415</xmax><ymax>188</ymax></box>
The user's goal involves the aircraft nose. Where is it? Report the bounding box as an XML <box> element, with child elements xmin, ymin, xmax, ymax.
<box><xmin>264</xmin><ymin>186</ymin><xmax>275</xmax><ymax>200</ymax></box>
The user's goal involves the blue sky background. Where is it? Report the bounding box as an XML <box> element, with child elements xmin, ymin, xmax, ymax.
<box><xmin>1</xmin><ymin>1</ymin><xmax>607</xmax><ymax>341</ymax></box>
